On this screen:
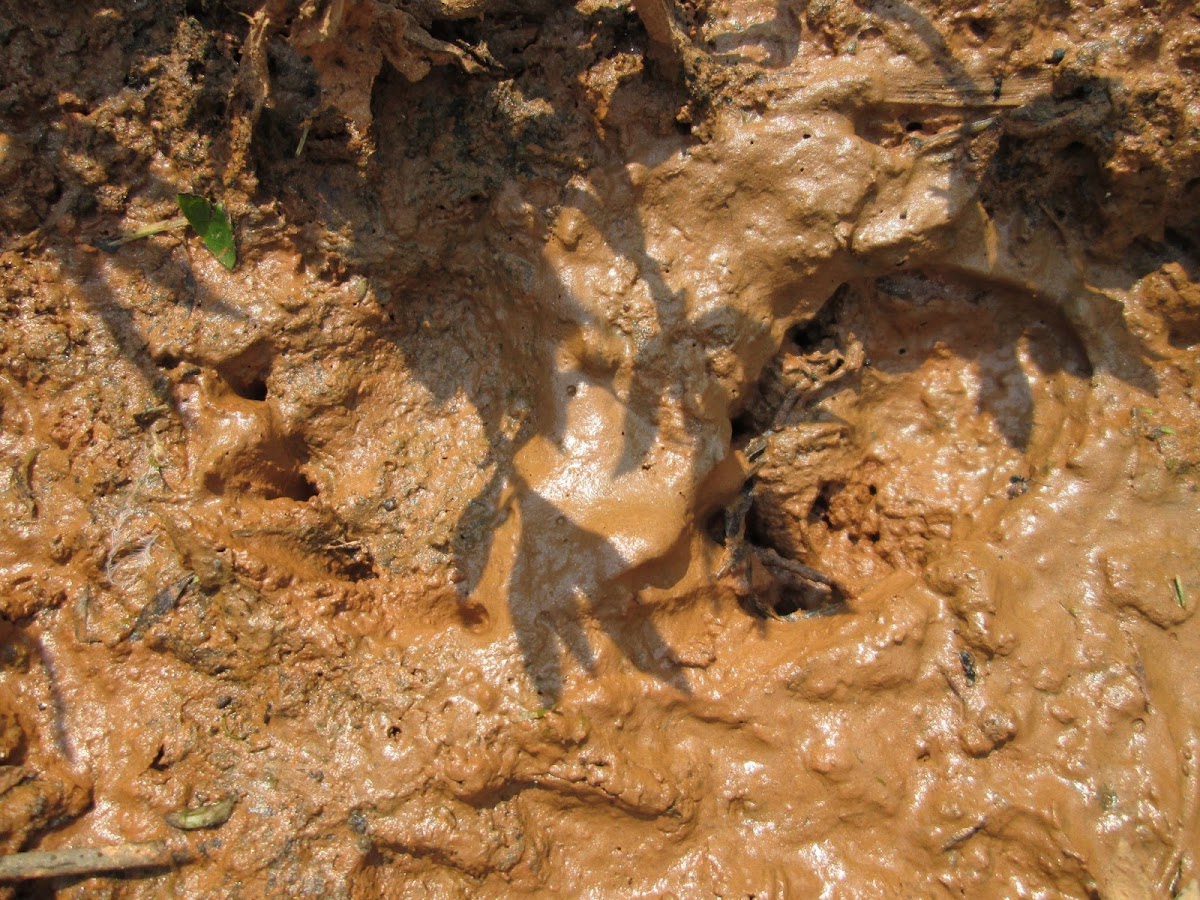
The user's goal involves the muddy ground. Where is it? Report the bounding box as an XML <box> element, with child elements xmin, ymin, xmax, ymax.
<box><xmin>1</xmin><ymin>0</ymin><xmax>1199</xmax><ymax>896</ymax></box>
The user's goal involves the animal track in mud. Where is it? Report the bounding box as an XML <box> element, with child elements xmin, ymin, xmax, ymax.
<box><xmin>200</xmin><ymin>442</ymin><xmax>318</xmax><ymax>503</ymax></box>
<box><xmin>147</xmin><ymin>341</ymin><xmax>320</xmax><ymax>503</ymax></box>
<box><xmin>733</xmin><ymin>269</ymin><xmax>1095</xmax><ymax>601</ymax></box>
<box><xmin>215</xmin><ymin>340</ymin><xmax>274</xmax><ymax>403</ymax></box>
<box><xmin>182</xmin><ymin>365</ymin><xmax>319</xmax><ymax>504</ymax></box>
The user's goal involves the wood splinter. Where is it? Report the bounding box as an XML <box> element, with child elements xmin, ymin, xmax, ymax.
<box><xmin>631</xmin><ymin>0</ymin><xmax>692</xmax><ymax>79</ymax></box>
<box><xmin>0</xmin><ymin>840</ymin><xmax>191</xmax><ymax>882</ymax></box>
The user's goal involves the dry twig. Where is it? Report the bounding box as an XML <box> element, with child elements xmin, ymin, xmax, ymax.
<box><xmin>0</xmin><ymin>840</ymin><xmax>190</xmax><ymax>881</ymax></box>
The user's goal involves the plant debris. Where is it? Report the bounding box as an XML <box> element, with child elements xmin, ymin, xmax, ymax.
<box><xmin>95</xmin><ymin>216</ymin><xmax>189</xmax><ymax>252</ymax></box>
<box><xmin>129</xmin><ymin>575</ymin><xmax>196</xmax><ymax>641</ymax></box>
<box><xmin>165</xmin><ymin>795</ymin><xmax>237</xmax><ymax>831</ymax></box>
<box><xmin>0</xmin><ymin>841</ymin><xmax>189</xmax><ymax>881</ymax></box>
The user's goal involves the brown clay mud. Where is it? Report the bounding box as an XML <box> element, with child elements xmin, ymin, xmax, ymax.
<box><xmin>1</xmin><ymin>0</ymin><xmax>1199</xmax><ymax>896</ymax></box>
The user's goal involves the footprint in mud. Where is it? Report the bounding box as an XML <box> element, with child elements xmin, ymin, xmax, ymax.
<box><xmin>730</xmin><ymin>270</ymin><xmax>1097</xmax><ymax>597</ymax></box>
<box><xmin>181</xmin><ymin>369</ymin><xmax>317</xmax><ymax>503</ymax></box>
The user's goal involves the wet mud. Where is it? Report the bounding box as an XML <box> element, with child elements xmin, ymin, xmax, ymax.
<box><xmin>1</xmin><ymin>0</ymin><xmax>1199</xmax><ymax>895</ymax></box>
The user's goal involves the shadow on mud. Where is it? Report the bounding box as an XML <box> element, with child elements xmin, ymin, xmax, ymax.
<box><xmin>3</xmin><ymin>0</ymin><xmax>1184</xmax><ymax>702</ymax></box>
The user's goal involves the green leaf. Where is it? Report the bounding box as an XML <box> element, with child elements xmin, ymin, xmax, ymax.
<box><xmin>177</xmin><ymin>193</ymin><xmax>236</xmax><ymax>270</ymax></box>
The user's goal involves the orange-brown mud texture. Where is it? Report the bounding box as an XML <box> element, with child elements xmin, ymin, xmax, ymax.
<box><xmin>1</xmin><ymin>0</ymin><xmax>1200</xmax><ymax>896</ymax></box>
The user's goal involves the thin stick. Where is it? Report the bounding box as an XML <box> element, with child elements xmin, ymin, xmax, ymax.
<box><xmin>631</xmin><ymin>0</ymin><xmax>691</xmax><ymax>80</ymax></box>
<box><xmin>0</xmin><ymin>840</ymin><xmax>189</xmax><ymax>881</ymax></box>
<box><xmin>632</xmin><ymin>0</ymin><xmax>677</xmax><ymax>48</ymax></box>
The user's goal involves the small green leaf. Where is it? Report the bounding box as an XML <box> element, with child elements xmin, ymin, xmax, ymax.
<box><xmin>165</xmin><ymin>795</ymin><xmax>236</xmax><ymax>830</ymax></box>
<box><xmin>1157</xmin><ymin>425</ymin><xmax>1177</xmax><ymax>436</ymax></box>
<box><xmin>177</xmin><ymin>193</ymin><xmax>236</xmax><ymax>270</ymax></box>
<box><xmin>1174</xmin><ymin>576</ymin><xmax>1187</xmax><ymax>609</ymax></box>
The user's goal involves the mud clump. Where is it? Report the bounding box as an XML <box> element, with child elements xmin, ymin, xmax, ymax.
<box><xmin>1</xmin><ymin>0</ymin><xmax>1199</xmax><ymax>895</ymax></box>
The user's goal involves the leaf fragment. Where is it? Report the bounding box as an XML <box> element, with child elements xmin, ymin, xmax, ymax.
<box><xmin>165</xmin><ymin>795</ymin><xmax>236</xmax><ymax>831</ymax></box>
<box><xmin>96</xmin><ymin>216</ymin><xmax>189</xmax><ymax>251</ymax></box>
<box><xmin>177</xmin><ymin>193</ymin><xmax>236</xmax><ymax>270</ymax></box>
<box><xmin>1174</xmin><ymin>576</ymin><xmax>1187</xmax><ymax>609</ymax></box>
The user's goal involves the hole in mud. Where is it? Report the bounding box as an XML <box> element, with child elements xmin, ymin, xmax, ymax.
<box><xmin>457</xmin><ymin>602</ymin><xmax>490</xmax><ymax>631</ymax></box>
<box><xmin>425</xmin><ymin>16</ymin><xmax>484</xmax><ymax>47</ymax></box>
<box><xmin>149</xmin><ymin>747</ymin><xmax>169</xmax><ymax>771</ymax></box>
<box><xmin>807</xmin><ymin>482</ymin><xmax>840</xmax><ymax>527</ymax></box>
<box><xmin>337</xmin><ymin>554</ymin><xmax>375</xmax><ymax>581</ymax></box>
<box><xmin>788</xmin><ymin>318</ymin><xmax>823</xmax><ymax>352</ymax></box>
<box><xmin>967</xmin><ymin>18</ymin><xmax>991</xmax><ymax>40</ymax></box>
<box><xmin>772</xmin><ymin>591</ymin><xmax>805</xmax><ymax>618</ymax></box>
<box><xmin>768</xmin><ymin>580</ymin><xmax>846</xmax><ymax>619</ymax></box>
<box><xmin>238</xmin><ymin>377</ymin><xmax>269</xmax><ymax>402</ymax></box>
<box><xmin>217</xmin><ymin>342</ymin><xmax>274</xmax><ymax>402</ymax></box>
<box><xmin>291</xmin><ymin>473</ymin><xmax>319</xmax><ymax>502</ymax></box>
<box><xmin>703</xmin><ymin>509</ymin><xmax>728</xmax><ymax>546</ymax></box>
<box><xmin>729</xmin><ymin>409</ymin><xmax>757</xmax><ymax>445</ymax></box>
<box><xmin>789</xmin><ymin>289</ymin><xmax>844</xmax><ymax>350</ymax></box>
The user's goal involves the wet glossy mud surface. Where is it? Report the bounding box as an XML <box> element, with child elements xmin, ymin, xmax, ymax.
<box><xmin>1</xmin><ymin>0</ymin><xmax>1199</xmax><ymax>896</ymax></box>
